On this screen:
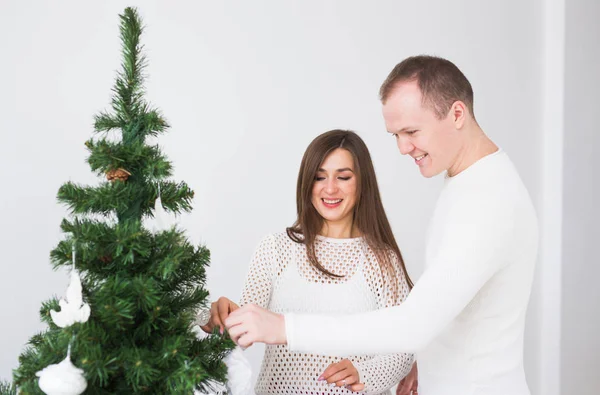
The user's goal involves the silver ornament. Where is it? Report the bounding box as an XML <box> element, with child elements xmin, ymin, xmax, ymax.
<box><xmin>195</xmin><ymin>308</ymin><xmax>211</xmax><ymax>326</ymax></box>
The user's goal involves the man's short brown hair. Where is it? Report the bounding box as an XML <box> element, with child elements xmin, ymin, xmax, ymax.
<box><xmin>379</xmin><ymin>55</ymin><xmax>475</xmax><ymax>119</ymax></box>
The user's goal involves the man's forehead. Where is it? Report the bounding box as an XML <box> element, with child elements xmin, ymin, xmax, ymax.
<box><xmin>382</xmin><ymin>95</ymin><xmax>416</xmax><ymax>122</ymax></box>
<box><xmin>382</xmin><ymin>84</ymin><xmax>430</xmax><ymax>126</ymax></box>
<box><xmin>385</xmin><ymin>82</ymin><xmax>422</xmax><ymax>108</ymax></box>
<box><xmin>388</xmin><ymin>80</ymin><xmax>422</xmax><ymax>98</ymax></box>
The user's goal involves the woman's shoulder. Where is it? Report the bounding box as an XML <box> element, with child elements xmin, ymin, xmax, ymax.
<box><xmin>361</xmin><ymin>243</ymin><xmax>404</xmax><ymax>276</ymax></box>
<box><xmin>361</xmin><ymin>242</ymin><xmax>397</xmax><ymax>260</ymax></box>
<box><xmin>255</xmin><ymin>230</ymin><xmax>300</xmax><ymax>250</ymax></box>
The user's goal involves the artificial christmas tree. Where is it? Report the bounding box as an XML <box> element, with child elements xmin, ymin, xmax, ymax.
<box><xmin>4</xmin><ymin>7</ymin><xmax>235</xmax><ymax>394</ymax></box>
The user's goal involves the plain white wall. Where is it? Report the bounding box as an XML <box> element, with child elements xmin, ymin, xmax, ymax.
<box><xmin>561</xmin><ymin>0</ymin><xmax>600</xmax><ymax>393</ymax></box>
<box><xmin>0</xmin><ymin>0</ymin><xmax>545</xmax><ymax>392</ymax></box>
<box><xmin>538</xmin><ymin>0</ymin><xmax>564</xmax><ymax>394</ymax></box>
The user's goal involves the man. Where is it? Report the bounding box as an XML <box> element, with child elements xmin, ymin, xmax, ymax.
<box><xmin>221</xmin><ymin>55</ymin><xmax>539</xmax><ymax>395</ymax></box>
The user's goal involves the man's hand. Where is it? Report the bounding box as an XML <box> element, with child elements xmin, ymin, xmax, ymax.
<box><xmin>319</xmin><ymin>359</ymin><xmax>364</xmax><ymax>392</ymax></box>
<box><xmin>200</xmin><ymin>296</ymin><xmax>239</xmax><ymax>334</ymax></box>
<box><xmin>225</xmin><ymin>304</ymin><xmax>286</xmax><ymax>347</ymax></box>
<box><xmin>396</xmin><ymin>362</ymin><xmax>418</xmax><ymax>395</ymax></box>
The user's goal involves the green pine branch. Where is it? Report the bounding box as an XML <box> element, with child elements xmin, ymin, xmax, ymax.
<box><xmin>85</xmin><ymin>139</ymin><xmax>173</xmax><ymax>180</ymax></box>
<box><xmin>57</xmin><ymin>180</ymin><xmax>194</xmax><ymax>221</ymax></box>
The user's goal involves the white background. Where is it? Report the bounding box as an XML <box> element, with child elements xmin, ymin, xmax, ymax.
<box><xmin>0</xmin><ymin>1</ymin><xmax>596</xmax><ymax>393</ymax></box>
<box><xmin>560</xmin><ymin>0</ymin><xmax>599</xmax><ymax>393</ymax></box>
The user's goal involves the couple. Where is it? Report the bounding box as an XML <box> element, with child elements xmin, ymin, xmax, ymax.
<box><xmin>200</xmin><ymin>55</ymin><xmax>538</xmax><ymax>395</ymax></box>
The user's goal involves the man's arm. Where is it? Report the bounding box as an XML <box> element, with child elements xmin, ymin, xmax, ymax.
<box><xmin>227</xmin><ymin>197</ymin><xmax>514</xmax><ymax>355</ymax></box>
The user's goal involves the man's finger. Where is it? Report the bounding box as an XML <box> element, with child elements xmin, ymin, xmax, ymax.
<box><xmin>227</xmin><ymin>321</ymin><xmax>246</xmax><ymax>342</ymax></box>
<box><xmin>225</xmin><ymin>304</ymin><xmax>256</xmax><ymax>329</ymax></box>
<box><xmin>224</xmin><ymin>309</ymin><xmax>245</xmax><ymax>329</ymax></box>
<box><xmin>237</xmin><ymin>332</ymin><xmax>254</xmax><ymax>349</ymax></box>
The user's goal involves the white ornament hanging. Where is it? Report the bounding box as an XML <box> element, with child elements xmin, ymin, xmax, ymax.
<box><xmin>221</xmin><ymin>347</ymin><xmax>253</xmax><ymax>395</ymax></box>
<box><xmin>193</xmin><ymin>327</ymin><xmax>254</xmax><ymax>395</ymax></box>
<box><xmin>36</xmin><ymin>346</ymin><xmax>87</xmax><ymax>395</ymax></box>
<box><xmin>50</xmin><ymin>244</ymin><xmax>90</xmax><ymax>328</ymax></box>
<box><xmin>147</xmin><ymin>183</ymin><xmax>176</xmax><ymax>232</ymax></box>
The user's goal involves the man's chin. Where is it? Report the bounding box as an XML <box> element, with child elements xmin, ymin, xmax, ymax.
<box><xmin>419</xmin><ymin>166</ymin><xmax>444</xmax><ymax>179</ymax></box>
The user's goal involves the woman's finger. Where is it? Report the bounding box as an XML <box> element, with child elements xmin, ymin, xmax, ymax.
<box><xmin>348</xmin><ymin>383</ymin><xmax>365</xmax><ymax>392</ymax></box>
<box><xmin>326</xmin><ymin>369</ymin><xmax>351</xmax><ymax>385</ymax></box>
<box><xmin>320</xmin><ymin>361</ymin><xmax>344</xmax><ymax>381</ymax></box>
<box><xmin>336</xmin><ymin>373</ymin><xmax>358</xmax><ymax>386</ymax></box>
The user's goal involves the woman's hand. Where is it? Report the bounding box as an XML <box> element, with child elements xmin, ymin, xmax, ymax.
<box><xmin>396</xmin><ymin>362</ymin><xmax>418</xmax><ymax>395</ymax></box>
<box><xmin>200</xmin><ymin>296</ymin><xmax>239</xmax><ymax>334</ymax></box>
<box><xmin>320</xmin><ymin>359</ymin><xmax>365</xmax><ymax>391</ymax></box>
<box><xmin>225</xmin><ymin>304</ymin><xmax>287</xmax><ymax>347</ymax></box>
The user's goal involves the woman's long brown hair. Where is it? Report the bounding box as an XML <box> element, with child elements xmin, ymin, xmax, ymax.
<box><xmin>286</xmin><ymin>129</ymin><xmax>413</xmax><ymax>296</ymax></box>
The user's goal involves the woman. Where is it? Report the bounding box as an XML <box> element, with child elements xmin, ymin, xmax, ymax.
<box><xmin>202</xmin><ymin>130</ymin><xmax>414</xmax><ymax>394</ymax></box>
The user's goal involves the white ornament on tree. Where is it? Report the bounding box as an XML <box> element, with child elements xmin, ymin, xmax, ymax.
<box><xmin>221</xmin><ymin>347</ymin><xmax>253</xmax><ymax>395</ymax></box>
<box><xmin>193</xmin><ymin>327</ymin><xmax>254</xmax><ymax>395</ymax></box>
<box><xmin>50</xmin><ymin>244</ymin><xmax>90</xmax><ymax>328</ymax></box>
<box><xmin>147</xmin><ymin>183</ymin><xmax>176</xmax><ymax>232</ymax></box>
<box><xmin>36</xmin><ymin>345</ymin><xmax>87</xmax><ymax>395</ymax></box>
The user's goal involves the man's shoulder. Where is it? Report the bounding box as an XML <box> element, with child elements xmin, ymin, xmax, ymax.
<box><xmin>443</xmin><ymin>178</ymin><xmax>529</xmax><ymax>223</ymax></box>
<box><xmin>448</xmin><ymin>155</ymin><xmax>530</xmax><ymax>209</ymax></box>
